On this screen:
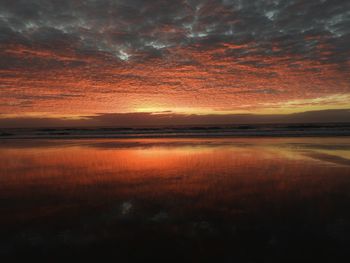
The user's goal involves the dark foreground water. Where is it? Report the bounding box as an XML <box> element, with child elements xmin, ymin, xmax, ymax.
<box><xmin>1</xmin><ymin>137</ymin><xmax>350</xmax><ymax>262</ymax></box>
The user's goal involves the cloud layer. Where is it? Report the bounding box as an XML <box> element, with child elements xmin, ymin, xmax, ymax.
<box><xmin>0</xmin><ymin>0</ymin><xmax>349</xmax><ymax>116</ymax></box>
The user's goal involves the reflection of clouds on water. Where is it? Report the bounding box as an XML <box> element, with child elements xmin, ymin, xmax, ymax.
<box><xmin>280</xmin><ymin>142</ymin><xmax>350</xmax><ymax>166</ymax></box>
<box><xmin>1</xmin><ymin>138</ymin><xmax>350</xmax><ymax>261</ymax></box>
<box><xmin>304</xmin><ymin>152</ymin><xmax>350</xmax><ymax>167</ymax></box>
<box><xmin>286</xmin><ymin>143</ymin><xmax>350</xmax><ymax>151</ymax></box>
<box><xmin>121</xmin><ymin>201</ymin><xmax>133</xmax><ymax>216</ymax></box>
<box><xmin>151</xmin><ymin>212</ymin><xmax>168</xmax><ymax>222</ymax></box>
<box><xmin>191</xmin><ymin>221</ymin><xmax>218</xmax><ymax>236</ymax></box>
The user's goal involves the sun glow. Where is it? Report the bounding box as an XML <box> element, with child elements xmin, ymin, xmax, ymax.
<box><xmin>134</xmin><ymin>105</ymin><xmax>215</xmax><ymax>115</ymax></box>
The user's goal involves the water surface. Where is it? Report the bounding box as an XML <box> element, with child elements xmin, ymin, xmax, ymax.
<box><xmin>1</xmin><ymin>137</ymin><xmax>350</xmax><ymax>262</ymax></box>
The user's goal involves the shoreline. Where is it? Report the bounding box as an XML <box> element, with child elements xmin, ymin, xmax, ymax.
<box><xmin>2</xmin><ymin>123</ymin><xmax>350</xmax><ymax>139</ymax></box>
<box><xmin>1</xmin><ymin>133</ymin><xmax>350</xmax><ymax>140</ymax></box>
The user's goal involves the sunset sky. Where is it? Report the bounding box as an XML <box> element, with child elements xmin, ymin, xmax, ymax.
<box><xmin>0</xmin><ymin>0</ymin><xmax>349</xmax><ymax>127</ymax></box>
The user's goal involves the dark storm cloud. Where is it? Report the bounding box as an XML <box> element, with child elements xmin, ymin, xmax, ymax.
<box><xmin>0</xmin><ymin>0</ymin><xmax>349</xmax><ymax>67</ymax></box>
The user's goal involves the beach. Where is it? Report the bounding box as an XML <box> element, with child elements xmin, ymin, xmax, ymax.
<box><xmin>1</xmin><ymin>137</ymin><xmax>350</xmax><ymax>262</ymax></box>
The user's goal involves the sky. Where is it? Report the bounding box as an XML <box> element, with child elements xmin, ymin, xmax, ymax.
<box><xmin>0</xmin><ymin>0</ymin><xmax>349</xmax><ymax>127</ymax></box>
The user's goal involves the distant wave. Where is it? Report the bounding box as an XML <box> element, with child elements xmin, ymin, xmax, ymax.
<box><xmin>1</xmin><ymin>123</ymin><xmax>350</xmax><ymax>139</ymax></box>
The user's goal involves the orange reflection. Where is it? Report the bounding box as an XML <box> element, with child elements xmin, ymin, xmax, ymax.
<box><xmin>0</xmin><ymin>137</ymin><xmax>350</xmax><ymax>226</ymax></box>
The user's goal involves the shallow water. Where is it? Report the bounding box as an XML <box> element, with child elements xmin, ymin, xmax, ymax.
<box><xmin>1</xmin><ymin>137</ymin><xmax>350</xmax><ymax>262</ymax></box>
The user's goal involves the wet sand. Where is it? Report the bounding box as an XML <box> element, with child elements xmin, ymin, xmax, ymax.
<box><xmin>0</xmin><ymin>137</ymin><xmax>350</xmax><ymax>262</ymax></box>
